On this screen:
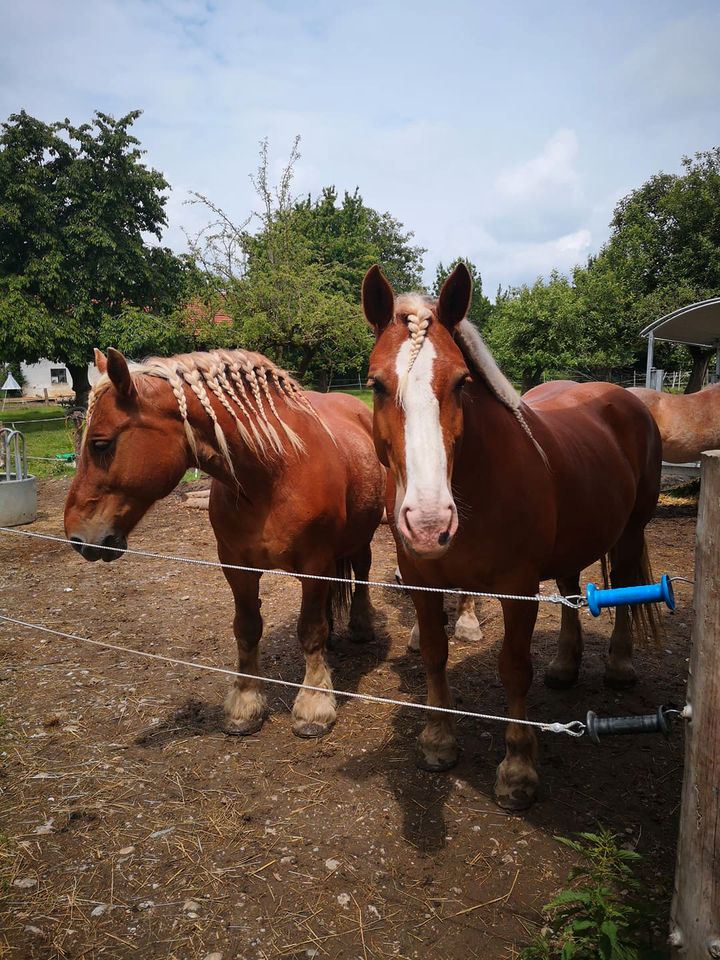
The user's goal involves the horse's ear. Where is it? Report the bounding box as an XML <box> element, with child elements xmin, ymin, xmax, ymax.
<box><xmin>438</xmin><ymin>262</ymin><xmax>472</xmax><ymax>329</ymax></box>
<box><xmin>106</xmin><ymin>348</ymin><xmax>136</xmax><ymax>400</ymax></box>
<box><xmin>94</xmin><ymin>348</ymin><xmax>107</xmax><ymax>374</ymax></box>
<box><xmin>362</xmin><ymin>265</ymin><xmax>395</xmax><ymax>334</ymax></box>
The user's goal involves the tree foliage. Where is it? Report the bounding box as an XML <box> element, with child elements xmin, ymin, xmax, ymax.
<box><xmin>596</xmin><ymin>148</ymin><xmax>720</xmax><ymax>390</ymax></box>
<box><xmin>486</xmin><ymin>148</ymin><xmax>720</xmax><ymax>389</ymax></box>
<box><xmin>485</xmin><ymin>273</ymin><xmax>583</xmax><ymax>391</ymax></box>
<box><xmin>433</xmin><ymin>258</ymin><xmax>491</xmax><ymax>329</ymax></box>
<box><xmin>0</xmin><ymin>109</ymin><xmax>189</xmax><ymax>399</ymax></box>
<box><xmin>605</xmin><ymin>148</ymin><xmax>720</xmax><ymax>307</ymax></box>
<box><xmin>189</xmin><ymin>139</ymin><xmax>425</xmax><ymax>383</ymax></box>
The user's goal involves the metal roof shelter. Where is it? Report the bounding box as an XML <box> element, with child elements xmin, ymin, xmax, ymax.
<box><xmin>641</xmin><ymin>298</ymin><xmax>720</xmax><ymax>388</ymax></box>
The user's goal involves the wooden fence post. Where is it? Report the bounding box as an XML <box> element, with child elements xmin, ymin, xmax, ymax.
<box><xmin>669</xmin><ymin>449</ymin><xmax>720</xmax><ymax>958</ymax></box>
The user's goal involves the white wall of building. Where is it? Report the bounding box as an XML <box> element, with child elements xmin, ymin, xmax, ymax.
<box><xmin>19</xmin><ymin>360</ymin><xmax>100</xmax><ymax>398</ymax></box>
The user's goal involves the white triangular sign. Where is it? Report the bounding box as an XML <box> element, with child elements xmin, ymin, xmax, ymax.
<box><xmin>2</xmin><ymin>373</ymin><xmax>21</xmax><ymax>391</ymax></box>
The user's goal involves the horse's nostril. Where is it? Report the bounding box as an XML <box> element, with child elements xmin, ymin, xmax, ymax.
<box><xmin>100</xmin><ymin>533</ymin><xmax>127</xmax><ymax>560</ymax></box>
<box><xmin>438</xmin><ymin>531</ymin><xmax>450</xmax><ymax>546</ymax></box>
<box><xmin>69</xmin><ymin>536</ymin><xmax>84</xmax><ymax>554</ymax></box>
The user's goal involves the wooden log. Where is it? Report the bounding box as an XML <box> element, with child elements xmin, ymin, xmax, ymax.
<box><xmin>179</xmin><ymin>489</ymin><xmax>210</xmax><ymax>510</ymax></box>
<box><xmin>669</xmin><ymin>449</ymin><xmax>720</xmax><ymax>958</ymax></box>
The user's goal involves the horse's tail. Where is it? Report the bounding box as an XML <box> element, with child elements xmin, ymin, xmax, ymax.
<box><xmin>630</xmin><ymin>537</ymin><xmax>662</xmax><ymax>645</ymax></box>
<box><xmin>330</xmin><ymin>557</ymin><xmax>354</xmax><ymax>624</ymax></box>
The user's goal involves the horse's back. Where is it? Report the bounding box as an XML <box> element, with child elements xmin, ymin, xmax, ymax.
<box><xmin>629</xmin><ymin>383</ymin><xmax>720</xmax><ymax>462</ymax></box>
<box><xmin>307</xmin><ymin>390</ymin><xmax>373</xmax><ymax>433</ymax></box>
<box><xmin>527</xmin><ymin>381</ymin><xmax>658</xmax><ymax>447</ymax></box>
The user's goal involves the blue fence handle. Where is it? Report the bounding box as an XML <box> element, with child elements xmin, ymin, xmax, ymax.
<box><xmin>586</xmin><ymin>575</ymin><xmax>675</xmax><ymax>617</ymax></box>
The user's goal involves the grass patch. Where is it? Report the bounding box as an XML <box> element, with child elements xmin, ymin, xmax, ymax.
<box><xmin>329</xmin><ymin>387</ymin><xmax>373</xmax><ymax>408</ymax></box>
<box><xmin>0</xmin><ymin>406</ymin><xmax>76</xmax><ymax>478</ymax></box>
<box><xmin>0</xmin><ymin>404</ymin><xmax>66</xmax><ymax>424</ymax></box>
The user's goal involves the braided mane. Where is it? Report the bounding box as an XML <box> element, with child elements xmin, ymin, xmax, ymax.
<box><xmin>392</xmin><ymin>295</ymin><xmax>548</xmax><ymax>467</ymax></box>
<box><xmin>394</xmin><ymin>293</ymin><xmax>434</xmax><ymax>403</ymax></box>
<box><xmin>86</xmin><ymin>349</ymin><xmax>332</xmax><ymax>478</ymax></box>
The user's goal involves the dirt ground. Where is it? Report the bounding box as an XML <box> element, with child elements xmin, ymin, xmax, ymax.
<box><xmin>0</xmin><ymin>477</ymin><xmax>697</xmax><ymax>959</ymax></box>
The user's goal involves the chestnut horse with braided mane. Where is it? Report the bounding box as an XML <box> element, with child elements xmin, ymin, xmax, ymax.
<box><xmin>64</xmin><ymin>347</ymin><xmax>385</xmax><ymax>738</ymax></box>
<box><xmin>363</xmin><ymin>263</ymin><xmax>662</xmax><ymax>810</ymax></box>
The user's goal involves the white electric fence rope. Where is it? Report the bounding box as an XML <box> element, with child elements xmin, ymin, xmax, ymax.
<box><xmin>0</xmin><ymin>527</ymin><xmax>585</xmax><ymax>608</ymax></box>
<box><xmin>0</xmin><ymin>613</ymin><xmax>586</xmax><ymax>737</ymax></box>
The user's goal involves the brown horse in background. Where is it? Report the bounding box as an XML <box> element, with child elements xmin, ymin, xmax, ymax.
<box><xmin>629</xmin><ymin>383</ymin><xmax>720</xmax><ymax>462</ymax></box>
<box><xmin>64</xmin><ymin>347</ymin><xmax>385</xmax><ymax>738</ymax></box>
<box><xmin>363</xmin><ymin>263</ymin><xmax>662</xmax><ymax>810</ymax></box>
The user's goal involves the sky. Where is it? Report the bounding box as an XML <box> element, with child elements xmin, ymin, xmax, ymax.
<box><xmin>2</xmin><ymin>0</ymin><xmax>720</xmax><ymax>297</ymax></box>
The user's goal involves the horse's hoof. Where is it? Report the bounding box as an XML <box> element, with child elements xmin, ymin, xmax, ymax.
<box><xmin>222</xmin><ymin>716</ymin><xmax>265</xmax><ymax>736</ymax></box>
<box><xmin>292</xmin><ymin>720</ymin><xmax>334</xmax><ymax>739</ymax></box>
<box><xmin>454</xmin><ymin>614</ymin><xmax>483</xmax><ymax>644</ymax></box>
<box><xmin>454</xmin><ymin>625</ymin><xmax>483</xmax><ymax>644</ymax></box>
<box><xmin>494</xmin><ymin>784</ymin><xmax>536</xmax><ymax>812</ymax></box>
<box><xmin>349</xmin><ymin>626</ymin><xmax>375</xmax><ymax>645</ymax></box>
<box><xmin>407</xmin><ymin>624</ymin><xmax>420</xmax><ymax>653</ymax></box>
<box><xmin>544</xmin><ymin>663</ymin><xmax>579</xmax><ymax>688</ymax></box>
<box><xmin>603</xmin><ymin>664</ymin><xmax>638</xmax><ymax>688</ymax></box>
<box><xmin>415</xmin><ymin>741</ymin><xmax>459</xmax><ymax>772</ymax></box>
<box><xmin>495</xmin><ymin>760</ymin><xmax>538</xmax><ymax>811</ymax></box>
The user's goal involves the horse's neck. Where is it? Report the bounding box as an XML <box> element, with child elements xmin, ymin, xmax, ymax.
<box><xmin>463</xmin><ymin>378</ymin><xmax>521</xmax><ymax>442</ymax></box>
<box><xmin>184</xmin><ymin>393</ymin><xmax>282</xmax><ymax>492</ymax></box>
<box><xmin>187</xmin><ymin>380</ymin><xmax>306</xmax><ymax>502</ymax></box>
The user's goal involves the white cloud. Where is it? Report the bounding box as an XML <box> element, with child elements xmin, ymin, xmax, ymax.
<box><xmin>425</xmin><ymin>227</ymin><xmax>593</xmax><ymax>295</ymax></box>
<box><xmin>1</xmin><ymin>0</ymin><xmax>717</xmax><ymax>301</ymax></box>
<box><xmin>495</xmin><ymin>129</ymin><xmax>581</xmax><ymax>203</ymax></box>
<box><xmin>485</xmin><ymin>130</ymin><xmax>588</xmax><ymax>244</ymax></box>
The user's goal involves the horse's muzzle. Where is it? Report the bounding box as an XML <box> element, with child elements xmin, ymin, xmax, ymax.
<box><xmin>69</xmin><ymin>533</ymin><xmax>128</xmax><ymax>563</ymax></box>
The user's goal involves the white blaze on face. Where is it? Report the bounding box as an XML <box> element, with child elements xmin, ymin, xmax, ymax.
<box><xmin>394</xmin><ymin>338</ymin><xmax>457</xmax><ymax>553</ymax></box>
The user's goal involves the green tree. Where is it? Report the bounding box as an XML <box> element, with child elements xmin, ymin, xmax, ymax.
<box><xmin>0</xmin><ymin>109</ymin><xmax>187</xmax><ymax>402</ymax></box>
<box><xmin>257</xmin><ymin>182</ymin><xmax>425</xmax><ymax>298</ymax></box>
<box><xmin>188</xmin><ymin>139</ymin><xmax>414</xmax><ymax>385</ymax></box>
<box><xmin>485</xmin><ymin>272</ymin><xmax>582</xmax><ymax>391</ymax></box>
<box><xmin>433</xmin><ymin>258</ymin><xmax>492</xmax><ymax>328</ymax></box>
<box><xmin>599</xmin><ymin>147</ymin><xmax>720</xmax><ymax>391</ymax></box>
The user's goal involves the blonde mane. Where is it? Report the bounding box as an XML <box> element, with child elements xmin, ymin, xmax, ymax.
<box><xmin>392</xmin><ymin>296</ymin><xmax>548</xmax><ymax>466</ymax></box>
<box><xmin>453</xmin><ymin>320</ymin><xmax>549</xmax><ymax>467</ymax></box>
<box><xmin>86</xmin><ymin>349</ymin><xmax>332</xmax><ymax>479</ymax></box>
<box><xmin>394</xmin><ymin>294</ymin><xmax>435</xmax><ymax>403</ymax></box>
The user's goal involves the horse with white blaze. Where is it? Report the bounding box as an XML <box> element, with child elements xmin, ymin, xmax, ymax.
<box><xmin>363</xmin><ymin>262</ymin><xmax>663</xmax><ymax>810</ymax></box>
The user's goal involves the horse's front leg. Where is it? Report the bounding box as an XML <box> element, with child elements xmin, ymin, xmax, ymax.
<box><xmin>413</xmin><ymin>590</ymin><xmax>458</xmax><ymax>772</ymax></box>
<box><xmin>496</xmin><ymin>597</ymin><xmax>539</xmax><ymax>810</ymax></box>
<box><xmin>293</xmin><ymin>578</ymin><xmax>337</xmax><ymax>738</ymax></box>
<box><xmin>221</xmin><ymin>570</ymin><xmax>267</xmax><ymax>736</ymax></box>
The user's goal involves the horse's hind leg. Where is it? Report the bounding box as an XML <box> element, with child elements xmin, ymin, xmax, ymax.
<box><xmin>222</xmin><ymin>570</ymin><xmax>267</xmax><ymax>736</ymax></box>
<box><xmin>454</xmin><ymin>594</ymin><xmax>483</xmax><ymax>643</ymax></box>
<box><xmin>544</xmin><ymin>575</ymin><xmax>583</xmax><ymax>688</ymax></box>
<box><xmin>293</xmin><ymin>578</ymin><xmax>337</xmax><ymax>738</ymax></box>
<box><xmin>605</xmin><ymin>524</ymin><xmax>646</xmax><ymax>688</ymax></box>
<box><xmin>348</xmin><ymin>543</ymin><xmax>375</xmax><ymax>644</ymax></box>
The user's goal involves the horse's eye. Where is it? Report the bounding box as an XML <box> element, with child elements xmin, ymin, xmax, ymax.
<box><xmin>367</xmin><ymin>377</ymin><xmax>388</xmax><ymax>396</ymax></box>
<box><xmin>454</xmin><ymin>373</ymin><xmax>472</xmax><ymax>392</ymax></box>
<box><xmin>91</xmin><ymin>438</ymin><xmax>113</xmax><ymax>452</ymax></box>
